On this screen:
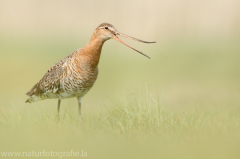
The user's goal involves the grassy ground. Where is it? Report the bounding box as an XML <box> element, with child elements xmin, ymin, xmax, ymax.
<box><xmin>1</xmin><ymin>92</ymin><xmax>240</xmax><ymax>159</ymax></box>
<box><xmin>0</xmin><ymin>35</ymin><xmax>240</xmax><ymax>158</ymax></box>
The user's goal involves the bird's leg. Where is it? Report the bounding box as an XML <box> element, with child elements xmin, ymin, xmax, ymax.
<box><xmin>77</xmin><ymin>96</ymin><xmax>82</xmax><ymax>122</ymax></box>
<box><xmin>57</xmin><ymin>98</ymin><xmax>61</xmax><ymax>121</ymax></box>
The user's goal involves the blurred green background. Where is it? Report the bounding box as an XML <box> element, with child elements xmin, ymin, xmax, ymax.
<box><xmin>0</xmin><ymin>0</ymin><xmax>240</xmax><ymax>158</ymax></box>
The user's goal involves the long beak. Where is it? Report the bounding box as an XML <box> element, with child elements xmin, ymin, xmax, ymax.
<box><xmin>113</xmin><ymin>31</ymin><xmax>156</xmax><ymax>59</ymax></box>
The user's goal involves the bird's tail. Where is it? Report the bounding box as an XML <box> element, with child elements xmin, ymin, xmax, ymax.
<box><xmin>25</xmin><ymin>95</ymin><xmax>42</xmax><ymax>103</ymax></box>
<box><xmin>25</xmin><ymin>98</ymin><xmax>31</xmax><ymax>103</ymax></box>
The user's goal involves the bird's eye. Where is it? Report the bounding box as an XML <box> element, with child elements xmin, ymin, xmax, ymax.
<box><xmin>105</xmin><ymin>27</ymin><xmax>108</xmax><ymax>30</ymax></box>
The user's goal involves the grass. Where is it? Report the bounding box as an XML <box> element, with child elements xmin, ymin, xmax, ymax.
<box><xmin>1</xmin><ymin>91</ymin><xmax>240</xmax><ymax>159</ymax></box>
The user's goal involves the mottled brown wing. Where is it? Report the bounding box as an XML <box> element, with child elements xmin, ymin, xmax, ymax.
<box><xmin>26</xmin><ymin>59</ymin><xmax>67</xmax><ymax>97</ymax></box>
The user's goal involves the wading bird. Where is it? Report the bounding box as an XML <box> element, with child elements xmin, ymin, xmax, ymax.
<box><xmin>25</xmin><ymin>23</ymin><xmax>155</xmax><ymax>121</ymax></box>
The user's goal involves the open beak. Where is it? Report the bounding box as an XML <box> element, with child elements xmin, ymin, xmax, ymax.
<box><xmin>113</xmin><ymin>31</ymin><xmax>156</xmax><ymax>59</ymax></box>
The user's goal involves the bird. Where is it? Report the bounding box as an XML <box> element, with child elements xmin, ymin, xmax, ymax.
<box><xmin>25</xmin><ymin>23</ymin><xmax>156</xmax><ymax>121</ymax></box>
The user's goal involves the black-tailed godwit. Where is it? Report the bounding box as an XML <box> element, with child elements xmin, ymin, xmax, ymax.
<box><xmin>26</xmin><ymin>23</ymin><xmax>156</xmax><ymax>121</ymax></box>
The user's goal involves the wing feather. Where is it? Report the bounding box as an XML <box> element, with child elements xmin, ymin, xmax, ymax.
<box><xmin>26</xmin><ymin>53</ymin><xmax>75</xmax><ymax>97</ymax></box>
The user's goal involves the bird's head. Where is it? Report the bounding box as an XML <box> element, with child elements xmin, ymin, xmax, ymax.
<box><xmin>95</xmin><ymin>23</ymin><xmax>156</xmax><ymax>59</ymax></box>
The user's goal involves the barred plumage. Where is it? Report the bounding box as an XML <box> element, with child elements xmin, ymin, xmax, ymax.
<box><xmin>26</xmin><ymin>50</ymin><xmax>98</xmax><ymax>103</ymax></box>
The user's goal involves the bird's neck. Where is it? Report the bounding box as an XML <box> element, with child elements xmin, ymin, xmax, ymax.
<box><xmin>80</xmin><ymin>31</ymin><xmax>106</xmax><ymax>68</ymax></box>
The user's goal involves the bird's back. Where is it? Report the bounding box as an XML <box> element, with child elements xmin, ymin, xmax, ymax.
<box><xmin>26</xmin><ymin>49</ymin><xmax>98</xmax><ymax>103</ymax></box>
